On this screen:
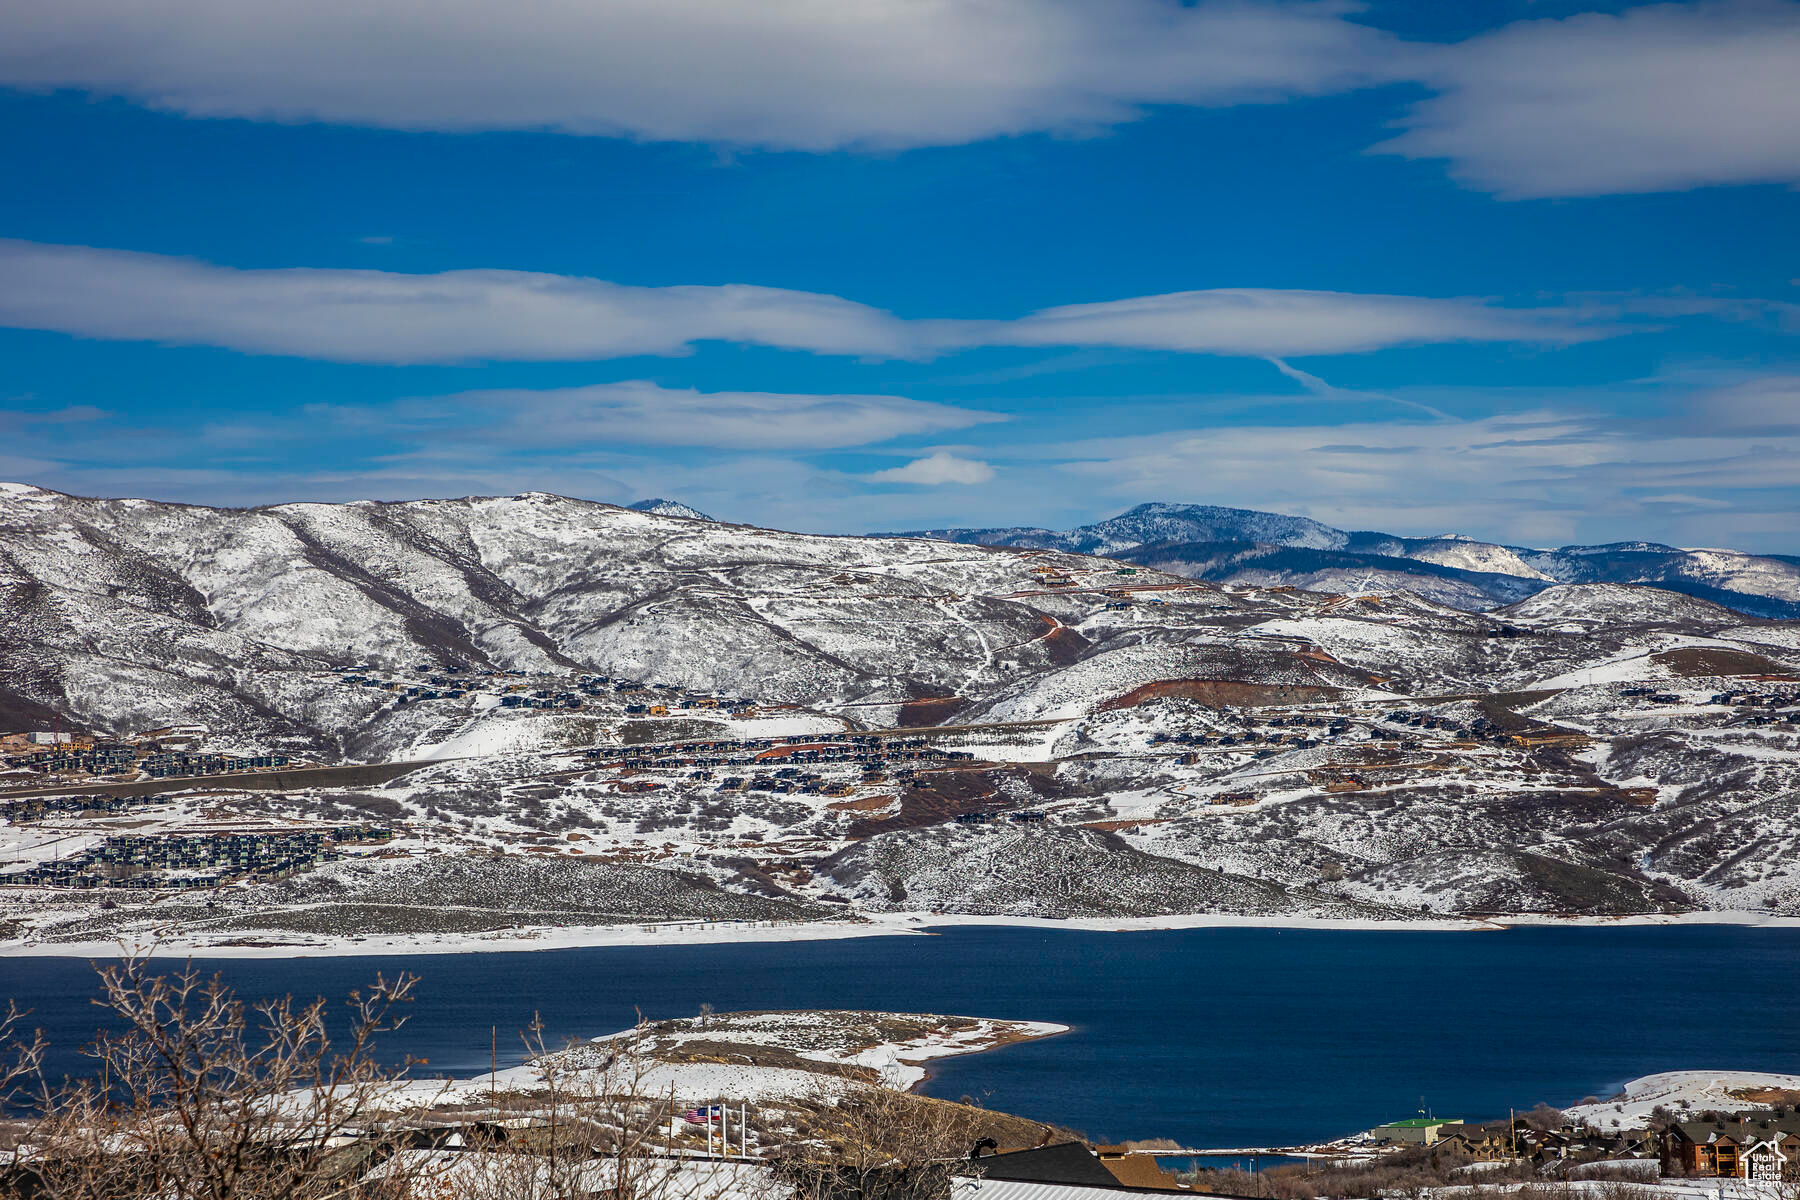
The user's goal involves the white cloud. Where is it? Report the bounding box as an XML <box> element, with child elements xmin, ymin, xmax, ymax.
<box><xmin>1636</xmin><ymin>493</ymin><xmax>1734</xmax><ymax>509</ymax></box>
<box><xmin>1686</xmin><ymin>374</ymin><xmax>1800</xmax><ymax>430</ymax></box>
<box><xmin>866</xmin><ymin>452</ymin><xmax>997</xmax><ymax>485</ymax></box>
<box><xmin>0</xmin><ymin>240</ymin><xmax>912</xmax><ymax>364</ymax></box>
<box><xmin>420</xmin><ymin>380</ymin><xmax>1007</xmax><ymax>450</ymax></box>
<box><xmin>11</xmin><ymin>376</ymin><xmax>1800</xmax><ymax>549</ymax></box>
<box><xmin>0</xmin><ymin>240</ymin><xmax>1653</xmax><ymax>364</ymax></box>
<box><xmin>1264</xmin><ymin>356</ymin><xmax>1452</xmax><ymax>419</ymax></box>
<box><xmin>1043</xmin><ymin>407</ymin><xmax>1800</xmax><ymax>546</ymax></box>
<box><xmin>0</xmin><ymin>0</ymin><xmax>1388</xmax><ymax>152</ymax></box>
<box><xmin>1373</xmin><ymin>0</ymin><xmax>1800</xmax><ymax>197</ymax></box>
<box><xmin>951</xmin><ymin>289</ymin><xmax>1616</xmax><ymax>356</ymax></box>
<box><xmin>4</xmin><ymin>1</ymin><xmax>1797</xmax><ymax>198</ymax></box>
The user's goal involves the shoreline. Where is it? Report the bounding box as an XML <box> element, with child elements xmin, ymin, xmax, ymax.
<box><xmin>4</xmin><ymin>906</ymin><xmax>1799</xmax><ymax>961</ymax></box>
<box><xmin>907</xmin><ymin>1015</ymin><xmax>1074</xmax><ymax>1096</ymax></box>
<box><xmin>384</xmin><ymin>1012</ymin><xmax>1075</xmax><ymax>1110</ymax></box>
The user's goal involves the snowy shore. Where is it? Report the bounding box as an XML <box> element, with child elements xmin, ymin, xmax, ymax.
<box><xmin>1564</xmin><ymin>1069</ymin><xmax>1800</xmax><ymax>1128</ymax></box>
<box><xmin>373</xmin><ymin>1010</ymin><xmax>1070</xmax><ymax>1109</ymax></box>
<box><xmin>4</xmin><ymin>906</ymin><xmax>1798</xmax><ymax>961</ymax></box>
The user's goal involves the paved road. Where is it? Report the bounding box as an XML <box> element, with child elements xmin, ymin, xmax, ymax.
<box><xmin>0</xmin><ymin>759</ymin><xmax>446</xmax><ymax>800</ymax></box>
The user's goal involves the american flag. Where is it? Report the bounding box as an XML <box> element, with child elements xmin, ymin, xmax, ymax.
<box><xmin>684</xmin><ymin>1105</ymin><xmax>724</xmax><ymax>1123</ymax></box>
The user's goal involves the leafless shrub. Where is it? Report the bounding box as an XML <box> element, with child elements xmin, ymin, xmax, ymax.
<box><xmin>2</xmin><ymin>967</ymin><xmax>780</xmax><ymax>1200</ymax></box>
<box><xmin>0</xmin><ymin>1002</ymin><xmax>46</xmax><ymax>1108</ymax></box>
<box><xmin>13</xmin><ymin>950</ymin><xmax>422</xmax><ymax>1200</ymax></box>
<box><xmin>1520</xmin><ymin>1103</ymin><xmax>1568</xmax><ymax>1130</ymax></box>
<box><xmin>1590</xmin><ymin>1180</ymin><xmax>1655</xmax><ymax>1200</ymax></box>
<box><xmin>1567</xmin><ymin>1160</ymin><xmax>1658</xmax><ymax>1182</ymax></box>
<box><xmin>1189</xmin><ymin>1149</ymin><xmax>1540</xmax><ymax>1200</ymax></box>
<box><xmin>416</xmin><ymin>1015</ymin><xmax>729</xmax><ymax>1200</ymax></box>
<box><xmin>781</xmin><ymin>1072</ymin><xmax>988</xmax><ymax>1200</ymax></box>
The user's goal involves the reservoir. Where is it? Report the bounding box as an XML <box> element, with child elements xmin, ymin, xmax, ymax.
<box><xmin>5</xmin><ymin>923</ymin><xmax>1797</xmax><ymax>1149</ymax></box>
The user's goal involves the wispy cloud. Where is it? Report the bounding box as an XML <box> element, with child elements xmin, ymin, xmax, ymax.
<box><xmin>5</xmin><ymin>1</ymin><xmax>1797</xmax><ymax>198</ymax></box>
<box><xmin>0</xmin><ymin>240</ymin><xmax>913</xmax><ymax>364</ymax></box>
<box><xmin>954</xmin><ymin>290</ymin><xmax>1619</xmax><ymax>357</ymax></box>
<box><xmin>1683</xmin><ymin>373</ymin><xmax>1800</xmax><ymax>432</ymax></box>
<box><xmin>1043</xmin><ymin>407</ymin><xmax>1800</xmax><ymax>547</ymax></box>
<box><xmin>0</xmin><ymin>0</ymin><xmax>1388</xmax><ymax>152</ymax></box>
<box><xmin>1374</xmin><ymin>0</ymin><xmax>1800</xmax><ymax>198</ymax></box>
<box><xmin>406</xmin><ymin>380</ymin><xmax>1008</xmax><ymax>450</ymax></box>
<box><xmin>0</xmin><ymin>404</ymin><xmax>111</xmax><ymax>430</ymax></box>
<box><xmin>0</xmin><ymin>239</ymin><xmax>1681</xmax><ymax>365</ymax></box>
<box><xmin>8</xmin><ymin>372</ymin><xmax>1800</xmax><ymax>550</ymax></box>
<box><xmin>866</xmin><ymin>452</ymin><xmax>996</xmax><ymax>485</ymax></box>
<box><xmin>1265</xmin><ymin>356</ymin><xmax>1453</xmax><ymax>419</ymax></box>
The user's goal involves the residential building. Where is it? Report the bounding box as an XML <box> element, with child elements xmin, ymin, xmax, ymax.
<box><xmin>1661</xmin><ymin>1115</ymin><xmax>1800</xmax><ymax>1179</ymax></box>
<box><xmin>1433</xmin><ymin>1124</ymin><xmax>1513</xmax><ymax>1161</ymax></box>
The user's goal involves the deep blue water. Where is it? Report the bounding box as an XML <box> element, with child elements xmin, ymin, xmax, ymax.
<box><xmin>4</xmin><ymin>925</ymin><xmax>1797</xmax><ymax>1149</ymax></box>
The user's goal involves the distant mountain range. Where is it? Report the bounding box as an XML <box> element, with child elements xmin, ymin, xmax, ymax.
<box><xmin>895</xmin><ymin>502</ymin><xmax>1800</xmax><ymax>619</ymax></box>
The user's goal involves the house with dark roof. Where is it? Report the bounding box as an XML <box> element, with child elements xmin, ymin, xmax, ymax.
<box><xmin>1661</xmin><ymin>1114</ymin><xmax>1800</xmax><ymax>1179</ymax></box>
<box><xmin>964</xmin><ymin>1142</ymin><xmax>1121</xmax><ymax>1188</ymax></box>
<box><xmin>957</xmin><ymin>1142</ymin><xmax>1223</xmax><ymax>1198</ymax></box>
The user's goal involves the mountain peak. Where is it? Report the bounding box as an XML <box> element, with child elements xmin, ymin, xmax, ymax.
<box><xmin>628</xmin><ymin>498</ymin><xmax>713</xmax><ymax>522</ymax></box>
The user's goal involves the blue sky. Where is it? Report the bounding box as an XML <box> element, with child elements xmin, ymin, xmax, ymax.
<box><xmin>1</xmin><ymin>0</ymin><xmax>1797</xmax><ymax>549</ymax></box>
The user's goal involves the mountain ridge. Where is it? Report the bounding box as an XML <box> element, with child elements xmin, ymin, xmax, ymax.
<box><xmin>892</xmin><ymin>501</ymin><xmax>1800</xmax><ymax>618</ymax></box>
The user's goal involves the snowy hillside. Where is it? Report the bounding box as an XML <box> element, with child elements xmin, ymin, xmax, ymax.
<box><xmin>4</xmin><ymin>483</ymin><xmax>1800</xmax><ymax>951</ymax></box>
<box><xmin>0</xmin><ymin>484</ymin><xmax>1108</xmax><ymax>746</ymax></box>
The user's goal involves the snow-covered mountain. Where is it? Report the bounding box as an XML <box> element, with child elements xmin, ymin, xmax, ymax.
<box><xmin>0</xmin><ymin>483</ymin><xmax>1090</xmax><ymax>751</ymax></box>
<box><xmin>902</xmin><ymin>502</ymin><xmax>1347</xmax><ymax>557</ymax></box>
<box><xmin>627</xmin><ymin>498</ymin><xmax>713</xmax><ymax>521</ymax></box>
<box><xmin>898</xmin><ymin>503</ymin><xmax>1800</xmax><ymax>618</ymax></box>
<box><xmin>4</xmin><ymin>482</ymin><xmax>1800</xmax><ymax>946</ymax></box>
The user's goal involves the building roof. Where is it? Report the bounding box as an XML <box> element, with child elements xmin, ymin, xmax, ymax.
<box><xmin>1670</xmin><ymin>1117</ymin><xmax>1800</xmax><ymax>1145</ymax></box>
<box><xmin>1099</xmin><ymin>1156</ymin><xmax>1182</xmax><ymax>1190</ymax></box>
<box><xmin>966</xmin><ymin>1143</ymin><xmax>1120</xmax><ymax>1187</ymax></box>
<box><xmin>954</xmin><ymin>1177</ymin><xmax>1238</xmax><ymax>1200</ymax></box>
<box><xmin>1378</xmin><ymin>1118</ymin><xmax>1461</xmax><ymax>1129</ymax></box>
<box><xmin>1434</xmin><ymin>1124</ymin><xmax>1503</xmax><ymax>1140</ymax></box>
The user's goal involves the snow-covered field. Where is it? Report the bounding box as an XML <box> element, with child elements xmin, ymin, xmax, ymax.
<box><xmin>1564</xmin><ymin>1071</ymin><xmax>1800</xmax><ymax>1128</ymax></box>
<box><xmin>1423</xmin><ymin>1182</ymin><xmax>1796</xmax><ymax>1200</ymax></box>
